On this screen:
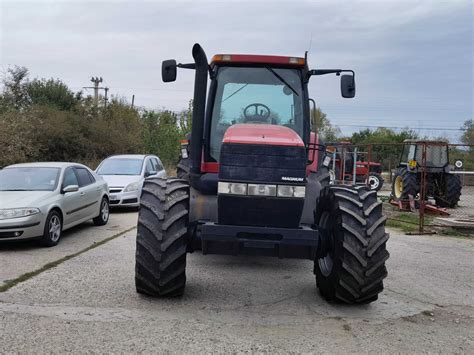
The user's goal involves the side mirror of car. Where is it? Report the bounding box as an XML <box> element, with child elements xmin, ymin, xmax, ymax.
<box><xmin>341</xmin><ymin>74</ymin><xmax>356</xmax><ymax>98</ymax></box>
<box><xmin>162</xmin><ymin>59</ymin><xmax>177</xmax><ymax>82</ymax></box>
<box><xmin>62</xmin><ymin>185</ymin><xmax>79</xmax><ymax>193</ymax></box>
<box><xmin>145</xmin><ymin>170</ymin><xmax>157</xmax><ymax>178</ymax></box>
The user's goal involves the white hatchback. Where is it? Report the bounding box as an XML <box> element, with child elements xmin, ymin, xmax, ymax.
<box><xmin>96</xmin><ymin>155</ymin><xmax>166</xmax><ymax>208</ymax></box>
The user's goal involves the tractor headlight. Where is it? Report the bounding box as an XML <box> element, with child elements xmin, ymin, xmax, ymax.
<box><xmin>0</xmin><ymin>208</ymin><xmax>40</xmax><ymax>220</ymax></box>
<box><xmin>277</xmin><ymin>185</ymin><xmax>306</xmax><ymax>198</ymax></box>
<box><xmin>218</xmin><ymin>182</ymin><xmax>247</xmax><ymax>195</ymax></box>
<box><xmin>248</xmin><ymin>184</ymin><xmax>277</xmax><ymax>197</ymax></box>
<box><xmin>218</xmin><ymin>182</ymin><xmax>305</xmax><ymax>198</ymax></box>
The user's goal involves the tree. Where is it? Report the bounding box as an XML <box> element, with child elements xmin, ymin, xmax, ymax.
<box><xmin>142</xmin><ymin>110</ymin><xmax>182</xmax><ymax>167</ymax></box>
<box><xmin>351</xmin><ymin>127</ymin><xmax>419</xmax><ymax>171</ymax></box>
<box><xmin>25</xmin><ymin>78</ymin><xmax>77</xmax><ymax>111</ymax></box>
<box><xmin>0</xmin><ymin>66</ymin><xmax>29</xmax><ymax>111</ymax></box>
<box><xmin>310</xmin><ymin>106</ymin><xmax>340</xmax><ymax>141</ymax></box>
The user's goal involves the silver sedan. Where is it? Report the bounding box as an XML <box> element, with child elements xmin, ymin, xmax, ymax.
<box><xmin>0</xmin><ymin>162</ymin><xmax>109</xmax><ymax>247</ymax></box>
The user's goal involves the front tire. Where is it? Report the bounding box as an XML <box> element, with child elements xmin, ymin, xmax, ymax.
<box><xmin>314</xmin><ymin>185</ymin><xmax>390</xmax><ymax>304</ymax></box>
<box><xmin>391</xmin><ymin>167</ymin><xmax>418</xmax><ymax>200</ymax></box>
<box><xmin>40</xmin><ymin>210</ymin><xmax>62</xmax><ymax>247</ymax></box>
<box><xmin>135</xmin><ymin>177</ymin><xmax>189</xmax><ymax>297</ymax></box>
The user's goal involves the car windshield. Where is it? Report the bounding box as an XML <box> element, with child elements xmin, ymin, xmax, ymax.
<box><xmin>97</xmin><ymin>158</ymin><xmax>143</xmax><ymax>175</ymax></box>
<box><xmin>209</xmin><ymin>66</ymin><xmax>304</xmax><ymax>161</ymax></box>
<box><xmin>0</xmin><ymin>167</ymin><xmax>60</xmax><ymax>191</ymax></box>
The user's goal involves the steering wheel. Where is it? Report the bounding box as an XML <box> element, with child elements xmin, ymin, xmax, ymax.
<box><xmin>243</xmin><ymin>103</ymin><xmax>271</xmax><ymax>122</ymax></box>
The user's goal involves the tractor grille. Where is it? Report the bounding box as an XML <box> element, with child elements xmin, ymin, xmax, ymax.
<box><xmin>219</xmin><ymin>143</ymin><xmax>306</xmax><ymax>184</ymax></box>
<box><xmin>218</xmin><ymin>143</ymin><xmax>306</xmax><ymax>228</ymax></box>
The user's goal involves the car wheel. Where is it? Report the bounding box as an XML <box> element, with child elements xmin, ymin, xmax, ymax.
<box><xmin>40</xmin><ymin>210</ymin><xmax>62</xmax><ymax>247</ymax></box>
<box><xmin>93</xmin><ymin>197</ymin><xmax>110</xmax><ymax>226</ymax></box>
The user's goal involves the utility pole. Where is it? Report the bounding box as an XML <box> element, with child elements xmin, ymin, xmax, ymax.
<box><xmin>104</xmin><ymin>87</ymin><xmax>109</xmax><ymax>109</ymax></box>
<box><xmin>131</xmin><ymin>94</ymin><xmax>135</xmax><ymax>108</ymax></box>
<box><xmin>83</xmin><ymin>76</ymin><xmax>109</xmax><ymax>108</ymax></box>
<box><xmin>90</xmin><ymin>76</ymin><xmax>102</xmax><ymax>106</ymax></box>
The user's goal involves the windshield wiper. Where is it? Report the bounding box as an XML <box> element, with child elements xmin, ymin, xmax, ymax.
<box><xmin>222</xmin><ymin>83</ymin><xmax>248</xmax><ymax>103</ymax></box>
<box><xmin>265</xmin><ymin>67</ymin><xmax>299</xmax><ymax>96</ymax></box>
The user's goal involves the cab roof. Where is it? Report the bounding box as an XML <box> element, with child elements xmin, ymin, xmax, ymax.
<box><xmin>210</xmin><ymin>54</ymin><xmax>306</xmax><ymax>68</ymax></box>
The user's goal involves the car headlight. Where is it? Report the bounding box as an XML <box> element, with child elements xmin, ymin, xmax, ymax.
<box><xmin>0</xmin><ymin>208</ymin><xmax>41</xmax><ymax>220</ymax></box>
<box><xmin>124</xmin><ymin>181</ymin><xmax>141</xmax><ymax>192</ymax></box>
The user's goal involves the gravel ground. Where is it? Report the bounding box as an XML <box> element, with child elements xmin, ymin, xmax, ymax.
<box><xmin>0</xmin><ymin>221</ymin><xmax>473</xmax><ymax>353</ymax></box>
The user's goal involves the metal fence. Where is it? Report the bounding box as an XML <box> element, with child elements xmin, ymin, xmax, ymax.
<box><xmin>324</xmin><ymin>141</ymin><xmax>474</xmax><ymax>234</ymax></box>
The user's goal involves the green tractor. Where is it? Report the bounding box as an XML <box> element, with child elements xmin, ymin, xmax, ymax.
<box><xmin>392</xmin><ymin>140</ymin><xmax>462</xmax><ymax>208</ymax></box>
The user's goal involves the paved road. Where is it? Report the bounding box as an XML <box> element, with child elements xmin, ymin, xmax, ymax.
<box><xmin>0</xmin><ymin>222</ymin><xmax>472</xmax><ymax>353</ymax></box>
<box><xmin>0</xmin><ymin>211</ymin><xmax>138</xmax><ymax>288</ymax></box>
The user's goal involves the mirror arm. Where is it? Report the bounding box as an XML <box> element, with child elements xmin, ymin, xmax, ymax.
<box><xmin>178</xmin><ymin>62</ymin><xmax>213</xmax><ymax>77</ymax></box>
<box><xmin>177</xmin><ymin>63</ymin><xmax>196</xmax><ymax>69</ymax></box>
<box><xmin>307</xmin><ymin>69</ymin><xmax>355</xmax><ymax>80</ymax></box>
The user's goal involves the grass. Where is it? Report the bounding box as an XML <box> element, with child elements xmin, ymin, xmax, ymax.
<box><xmin>385</xmin><ymin>203</ymin><xmax>473</xmax><ymax>238</ymax></box>
<box><xmin>0</xmin><ymin>226</ymin><xmax>136</xmax><ymax>293</ymax></box>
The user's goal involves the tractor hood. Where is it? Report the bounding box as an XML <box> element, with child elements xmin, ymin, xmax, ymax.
<box><xmin>222</xmin><ymin>124</ymin><xmax>304</xmax><ymax>147</ymax></box>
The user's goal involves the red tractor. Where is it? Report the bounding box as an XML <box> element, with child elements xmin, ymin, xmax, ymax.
<box><xmin>326</xmin><ymin>142</ymin><xmax>384</xmax><ymax>191</ymax></box>
<box><xmin>135</xmin><ymin>44</ymin><xmax>389</xmax><ymax>304</ymax></box>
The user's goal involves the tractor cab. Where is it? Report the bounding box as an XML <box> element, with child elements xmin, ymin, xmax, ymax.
<box><xmin>400</xmin><ymin>139</ymin><xmax>449</xmax><ymax>172</ymax></box>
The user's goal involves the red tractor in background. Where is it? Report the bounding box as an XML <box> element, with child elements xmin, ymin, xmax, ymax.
<box><xmin>135</xmin><ymin>44</ymin><xmax>389</xmax><ymax>304</ymax></box>
<box><xmin>326</xmin><ymin>142</ymin><xmax>384</xmax><ymax>191</ymax></box>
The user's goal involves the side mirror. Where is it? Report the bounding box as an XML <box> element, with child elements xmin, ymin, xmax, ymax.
<box><xmin>162</xmin><ymin>59</ymin><xmax>177</xmax><ymax>82</ymax></box>
<box><xmin>341</xmin><ymin>74</ymin><xmax>356</xmax><ymax>98</ymax></box>
<box><xmin>145</xmin><ymin>170</ymin><xmax>157</xmax><ymax>178</ymax></box>
<box><xmin>63</xmin><ymin>185</ymin><xmax>79</xmax><ymax>193</ymax></box>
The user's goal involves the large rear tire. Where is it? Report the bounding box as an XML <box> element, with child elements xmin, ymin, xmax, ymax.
<box><xmin>434</xmin><ymin>173</ymin><xmax>462</xmax><ymax>208</ymax></box>
<box><xmin>391</xmin><ymin>167</ymin><xmax>418</xmax><ymax>200</ymax></box>
<box><xmin>135</xmin><ymin>177</ymin><xmax>189</xmax><ymax>297</ymax></box>
<box><xmin>314</xmin><ymin>185</ymin><xmax>389</xmax><ymax>304</ymax></box>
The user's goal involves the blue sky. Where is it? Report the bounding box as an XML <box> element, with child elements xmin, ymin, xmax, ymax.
<box><xmin>1</xmin><ymin>0</ymin><xmax>472</xmax><ymax>142</ymax></box>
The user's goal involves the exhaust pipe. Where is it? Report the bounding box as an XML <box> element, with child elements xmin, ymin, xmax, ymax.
<box><xmin>190</xmin><ymin>43</ymin><xmax>208</xmax><ymax>174</ymax></box>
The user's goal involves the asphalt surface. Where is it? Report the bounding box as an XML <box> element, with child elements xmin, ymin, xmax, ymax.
<box><xmin>0</xmin><ymin>214</ymin><xmax>473</xmax><ymax>353</ymax></box>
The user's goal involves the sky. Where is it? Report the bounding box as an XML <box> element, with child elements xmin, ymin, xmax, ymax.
<box><xmin>1</xmin><ymin>0</ymin><xmax>472</xmax><ymax>142</ymax></box>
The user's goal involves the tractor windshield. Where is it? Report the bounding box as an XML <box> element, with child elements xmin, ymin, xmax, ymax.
<box><xmin>209</xmin><ymin>66</ymin><xmax>304</xmax><ymax>161</ymax></box>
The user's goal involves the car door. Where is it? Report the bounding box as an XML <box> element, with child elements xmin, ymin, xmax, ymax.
<box><xmin>74</xmin><ymin>167</ymin><xmax>100</xmax><ymax>220</ymax></box>
<box><xmin>144</xmin><ymin>158</ymin><xmax>157</xmax><ymax>178</ymax></box>
<box><xmin>61</xmin><ymin>167</ymin><xmax>83</xmax><ymax>227</ymax></box>
<box><xmin>152</xmin><ymin>157</ymin><xmax>166</xmax><ymax>178</ymax></box>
